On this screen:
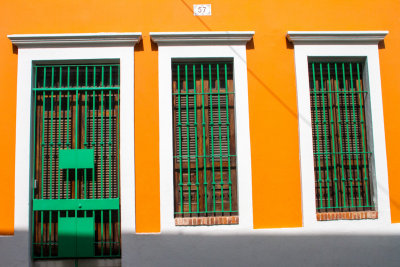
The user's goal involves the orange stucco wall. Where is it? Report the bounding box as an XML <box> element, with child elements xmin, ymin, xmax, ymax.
<box><xmin>1</xmin><ymin>0</ymin><xmax>400</xmax><ymax>234</ymax></box>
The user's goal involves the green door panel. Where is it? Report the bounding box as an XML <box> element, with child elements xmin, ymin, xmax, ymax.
<box><xmin>59</xmin><ymin>149</ymin><xmax>94</xmax><ymax>169</ymax></box>
<box><xmin>58</xmin><ymin>217</ymin><xmax>77</xmax><ymax>258</ymax></box>
<box><xmin>76</xmin><ymin>217</ymin><xmax>95</xmax><ymax>257</ymax></box>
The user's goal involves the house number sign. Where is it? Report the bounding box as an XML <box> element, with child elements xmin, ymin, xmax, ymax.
<box><xmin>194</xmin><ymin>4</ymin><xmax>211</xmax><ymax>16</ymax></box>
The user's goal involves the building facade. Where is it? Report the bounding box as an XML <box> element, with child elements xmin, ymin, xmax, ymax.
<box><xmin>1</xmin><ymin>1</ymin><xmax>400</xmax><ymax>266</ymax></box>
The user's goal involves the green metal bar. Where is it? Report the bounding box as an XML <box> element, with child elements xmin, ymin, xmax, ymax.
<box><xmin>31</xmin><ymin>69</ymin><xmax>37</xmax><ymax>258</ymax></box>
<box><xmin>40</xmin><ymin>211</ymin><xmax>43</xmax><ymax>256</ymax></box>
<box><xmin>117</xmin><ymin>88</ymin><xmax>120</xmax><ymax>199</ymax></box>
<box><xmin>33</xmin><ymin>87</ymin><xmax>120</xmax><ymax>91</ymax></box>
<box><xmin>193</xmin><ymin>64</ymin><xmax>200</xmax><ymax>213</ymax></box>
<box><xmin>224</xmin><ymin>64</ymin><xmax>233</xmax><ymax>211</ymax></box>
<box><xmin>109</xmin><ymin>209</ymin><xmax>112</xmax><ymax>255</ymax></box>
<box><xmin>92</xmin><ymin>66</ymin><xmax>96</xmax><ymax>198</ymax></box>
<box><xmin>349</xmin><ymin>63</ymin><xmax>362</xmax><ymax>206</ymax></box>
<box><xmin>342</xmin><ymin>63</ymin><xmax>354</xmax><ymax>207</ymax></box>
<box><xmin>350</xmin><ymin>63</ymin><xmax>362</xmax><ymax>208</ymax></box>
<box><xmin>357</xmin><ymin>63</ymin><xmax>370</xmax><ymax>206</ymax></box>
<box><xmin>109</xmin><ymin>66</ymin><xmax>112</xmax><ymax>198</ymax></box>
<box><xmin>314</xmin><ymin>151</ymin><xmax>371</xmax><ymax>155</ymax></box>
<box><xmin>75</xmin><ymin>67</ymin><xmax>79</xmax><ymax>199</ymax></box>
<box><xmin>33</xmin><ymin>198</ymin><xmax>119</xmax><ymax>210</ymax></box>
<box><xmin>216</xmin><ymin>64</ymin><xmax>224</xmax><ymax>212</ymax></box>
<box><xmin>49</xmin><ymin>211</ymin><xmax>52</xmax><ymax>256</ymax></box>
<box><xmin>185</xmin><ymin>64</ymin><xmax>191</xmax><ymax>213</ymax></box>
<box><xmin>200</xmin><ymin>64</ymin><xmax>208</xmax><ymax>213</ymax></box>
<box><xmin>50</xmin><ymin>68</ymin><xmax>54</xmax><ymax>200</ymax></box>
<box><xmin>66</xmin><ymin>67</ymin><xmax>70</xmax><ymax>199</ymax></box>
<box><xmin>209</xmin><ymin>64</ymin><xmax>216</xmax><ymax>213</ymax></box>
<box><xmin>177</xmin><ymin>65</ymin><xmax>183</xmax><ymax>213</ymax></box>
<box><xmin>84</xmin><ymin>67</ymin><xmax>88</xmax><ymax>199</ymax></box>
<box><xmin>312</xmin><ymin>63</ymin><xmax>323</xmax><ymax>208</ymax></box>
<box><xmin>101</xmin><ymin>211</ymin><xmax>104</xmax><ymax>256</ymax></box>
<box><xmin>34</xmin><ymin>64</ymin><xmax>120</xmax><ymax>68</ymax></box>
<box><xmin>41</xmin><ymin>67</ymin><xmax>46</xmax><ymax>200</ymax></box>
<box><xmin>58</xmin><ymin>67</ymin><xmax>62</xmax><ymax>199</ymax></box>
<box><xmin>101</xmin><ymin>66</ymin><xmax>105</xmax><ymax>199</ymax></box>
<box><xmin>319</xmin><ymin>63</ymin><xmax>331</xmax><ymax>208</ymax></box>
<box><xmin>172</xmin><ymin>92</ymin><xmax>235</xmax><ymax>96</ymax></box>
<box><xmin>335</xmin><ymin>63</ymin><xmax>347</xmax><ymax>207</ymax></box>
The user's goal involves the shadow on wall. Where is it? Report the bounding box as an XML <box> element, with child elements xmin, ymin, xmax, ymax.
<box><xmin>1</xmin><ymin>231</ymin><xmax>400</xmax><ymax>267</ymax></box>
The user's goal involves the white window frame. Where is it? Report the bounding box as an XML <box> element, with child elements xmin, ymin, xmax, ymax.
<box><xmin>8</xmin><ymin>32</ymin><xmax>140</xmax><ymax>265</ymax></box>
<box><xmin>151</xmin><ymin>31</ymin><xmax>255</xmax><ymax>233</ymax></box>
<box><xmin>287</xmin><ymin>31</ymin><xmax>391</xmax><ymax>229</ymax></box>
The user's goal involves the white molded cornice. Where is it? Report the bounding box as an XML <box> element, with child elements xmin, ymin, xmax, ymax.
<box><xmin>8</xmin><ymin>32</ymin><xmax>142</xmax><ymax>47</ymax></box>
<box><xmin>150</xmin><ymin>31</ymin><xmax>255</xmax><ymax>45</ymax></box>
<box><xmin>287</xmin><ymin>31</ymin><xmax>388</xmax><ymax>44</ymax></box>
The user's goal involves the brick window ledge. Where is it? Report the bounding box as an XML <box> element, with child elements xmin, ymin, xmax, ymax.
<box><xmin>317</xmin><ymin>211</ymin><xmax>378</xmax><ymax>221</ymax></box>
<box><xmin>175</xmin><ymin>216</ymin><xmax>239</xmax><ymax>226</ymax></box>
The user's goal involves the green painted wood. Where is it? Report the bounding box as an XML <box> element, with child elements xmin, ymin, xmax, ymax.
<box><xmin>59</xmin><ymin>149</ymin><xmax>94</xmax><ymax>169</ymax></box>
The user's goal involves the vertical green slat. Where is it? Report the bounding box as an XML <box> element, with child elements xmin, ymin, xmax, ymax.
<box><xmin>115</xmin><ymin>66</ymin><xmax>120</xmax><ymax>196</ymax></box>
<box><xmin>109</xmin><ymin>209</ymin><xmax>112</xmax><ymax>255</ymax></box>
<box><xmin>224</xmin><ymin>64</ymin><xmax>233</xmax><ymax>211</ymax></box>
<box><xmin>209</xmin><ymin>64</ymin><xmax>216</xmax><ymax>213</ymax></box>
<box><xmin>84</xmin><ymin>66</ymin><xmax>88</xmax><ymax>199</ymax></box>
<box><xmin>177</xmin><ymin>65</ymin><xmax>184</xmax><ymax>213</ymax></box>
<box><xmin>50</xmin><ymin>67</ymin><xmax>54</xmax><ymax>200</ymax></box>
<box><xmin>200</xmin><ymin>64</ymin><xmax>208</xmax><ymax>213</ymax></box>
<box><xmin>108</xmin><ymin>66</ymin><xmax>112</xmax><ymax>198</ymax></box>
<box><xmin>312</xmin><ymin>63</ymin><xmax>323</xmax><ymax>208</ymax></box>
<box><xmin>335</xmin><ymin>63</ymin><xmax>347</xmax><ymax>208</ymax></box>
<box><xmin>319</xmin><ymin>63</ymin><xmax>331</xmax><ymax>208</ymax></box>
<box><xmin>31</xmin><ymin>69</ymin><xmax>37</xmax><ymax>257</ymax></box>
<box><xmin>58</xmin><ymin>67</ymin><xmax>62</xmax><ymax>199</ymax></box>
<box><xmin>357</xmin><ymin>63</ymin><xmax>370</xmax><ymax>206</ymax></box>
<box><xmin>41</xmin><ymin>67</ymin><xmax>46</xmax><ymax>200</ymax></box>
<box><xmin>193</xmin><ymin>64</ymin><xmax>200</xmax><ymax>213</ymax></box>
<box><xmin>75</xmin><ymin>67</ymin><xmax>79</xmax><ymax>199</ymax></box>
<box><xmin>185</xmin><ymin>64</ymin><xmax>191</xmax><ymax>213</ymax></box>
<box><xmin>216</xmin><ymin>64</ymin><xmax>224</xmax><ymax>212</ymax></box>
<box><xmin>49</xmin><ymin>210</ymin><xmax>52</xmax><ymax>256</ymax></box>
<box><xmin>101</xmin><ymin>66</ymin><xmax>105</xmax><ymax>199</ymax></box>
<box><xmin>327</xmin><ymin>64</ymin><xmax>339</xmax><ymax>208</ymax></box>
<box><xmin>92</xmin><ymin>67</ymin><xmax>96</xmax><ymax>198</ymax></box>
<box><xmin>66</xmin><ymin>67</ymin><xmax>70</xmax><ymax>199</ymax></box>
<box><xmin>349</xmin><ymin>63</ymin><xmax>362</xmax><ymax>206</ymax></box>
<box><xmin>101</xmin><ymin>211</ymin><xmax>104</xmax><ymax>256</ymax></box>
<box><xmin>40</xmin><ymin>211</ymin><xmax>43</xmax><ymax>257</ymax></box>
<box><xmin>342</xmin><ymin>63</ymin><xmax>354</xmax><ymax>207</ymax></box>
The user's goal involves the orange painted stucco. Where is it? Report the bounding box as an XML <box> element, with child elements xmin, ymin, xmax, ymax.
<box><xmin>1</xmin><ymin>0</ymin><xmax>400</xmax><ymax>234</ymax></box>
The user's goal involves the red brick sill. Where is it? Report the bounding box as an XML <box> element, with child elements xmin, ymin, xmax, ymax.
<box><xmin>175</xmin><ymin>216</ymin><xmax>239</xmax><ymax>226</ymax></box>
<box><xmin>317</xmin><ymin>211</ymin><xmax>378</xmax><ymax>221</ymax></box>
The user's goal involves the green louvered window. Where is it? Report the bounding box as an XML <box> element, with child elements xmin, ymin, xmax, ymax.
<box><xmin>172</xmin><ymin>61</ymin><xmax>238</xmax><ymax>221</ymax></box>
<box><xmin>309</xmin><ymin>61</ymin><xmax>375</xmax><ymax>213</ymax></box>
<box><xmin>31</xmin><ymin>64</ymin><xmax>121</xmax><ymax>259</ymax></box>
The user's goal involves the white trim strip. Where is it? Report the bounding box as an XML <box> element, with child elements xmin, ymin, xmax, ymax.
<box><xmin>8</xmin><ymin>32</ymin><xmax>142</xmax><ymax>47</ymax></box>
<box><xmin>150</xmin><ymin>31</ymin><xmax>254</xmax><ymax>44</ymax></box>
<box><xmin>287</xmin><ymin>31</ymin><xmax>388</xmax><ymax>44</ymax></box>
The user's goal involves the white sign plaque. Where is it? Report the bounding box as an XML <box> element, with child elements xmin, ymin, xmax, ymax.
<box><xmin>193</xmin><ymin>4</ymin><xmax>211</xmax><ymax>16</ymax></box>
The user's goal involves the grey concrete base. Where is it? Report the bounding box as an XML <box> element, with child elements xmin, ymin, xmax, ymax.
<box><xmin>1</xmin><ymin>232</ymin><xmax>400</xmax><ymax>267</ymax></box>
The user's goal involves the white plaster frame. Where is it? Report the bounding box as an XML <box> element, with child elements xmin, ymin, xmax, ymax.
<box><xmin>151</xmin><ymin>32</ymin><xmax>255</xmax><ymax>233</ymax></box>
<box><xmin>9</xmin><ymin>33</ymin><xmax>140</xmax><ymax>265</ymax></box>
<box><xmin>288</xmin><ymin>31</ymin><xmax>392</xmax><ymax>229</ymax></box>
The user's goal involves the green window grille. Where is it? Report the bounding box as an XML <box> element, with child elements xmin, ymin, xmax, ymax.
<box><xmin>172</xmin><ymin>62</ymin><xmax>238</xmax><ymax>218</ymax></box>
<box><xmin>309</xmin><ymin>61</ymin><xmax>375</xmax><ymax>213</ymax></box>
<box><xmin>31</xmin><ymin>64</ymin><xmax>121</xmax><ymax>259</ymax></box>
